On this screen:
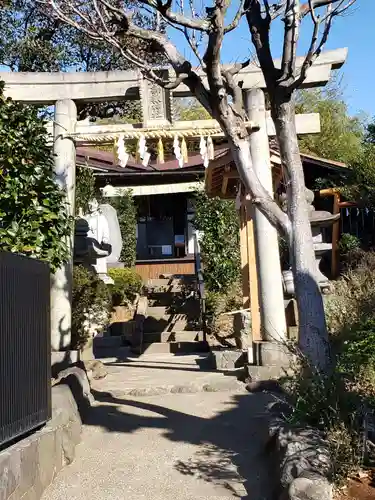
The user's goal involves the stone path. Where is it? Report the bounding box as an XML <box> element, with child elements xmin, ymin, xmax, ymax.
<box><xmin>42</xmin><ymin>355</ymin><xmax>275</xmax><ymax>500</ymax></box>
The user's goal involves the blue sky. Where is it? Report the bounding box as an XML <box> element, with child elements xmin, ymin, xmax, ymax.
<box><xmin>171</xmin><ymin>0</ymin><xmax>374</xmax><ymax>119</ymax></box>
<box><xmin>1</xmin><ymin>1</ymin><xmax>371</xmax><ymax>119</ymax></box>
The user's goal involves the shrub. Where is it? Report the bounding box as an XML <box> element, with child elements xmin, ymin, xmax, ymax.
<box><xmin>338</xmin><ymin>319</ymin><xmax>375</xmax><ymax>375</ymax></box>
<box><xmin>0</xmin><ymin>83</ymin><xmax>71</xmax><ymax>271</ymax></box>
<box><xmin>204</xmin><ymin>281</ymin><xmax>243</xmax><ymax>343</ymax></box>
<box><xmin>284</xmin><ymin>351</ymin><xmax>363</xmax><ymax>484</ymax></box>
<box><xmin>338</xmin><ymin>233</ymin><xmax>361</xmax><ymax>255</ymax></box>
<box><xmin>325</xmin><ymin>251</ymin><xmax>375</xmax><ymax>334</ymax></box>
<box><xmin>72</xmin><ymin>265</ymin><xmax>111</xmax><ymax>349</ymax></box>
<box><xmin>286</xmin><ymin>250</ymin><xmax>375</xmax><ymax>484</ymax></box>
<box><xmin>110</xmin><ymin>192</ymin><xmax>137</xmax><ymax>267</ymax></box>
<box><xmin>75</xmin><ymin>165</ymin><xmax>96</xmax><ymax>215</ymax></box>
<box><xmin>193</xmin><ymin>191</ymin><xmax>240</xmax><ymax>292</ymax></box>
<box><xmin>108</xmin><ymin>267</ymin><xmax>143</xmax><ymax>306</ymax></box>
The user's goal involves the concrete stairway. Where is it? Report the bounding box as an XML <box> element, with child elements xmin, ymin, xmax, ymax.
<box><xmin>141</xmin><ymin>276</ymin><xmax>208</xmax><ymax>355</ymax></box>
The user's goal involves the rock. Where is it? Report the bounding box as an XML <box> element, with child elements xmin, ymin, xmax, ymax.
<box><xmin>246</xmin><ymin>379</ymin><xmax>284</xmax><ymax>394</ymax></box>
<box><xmin>288</xmin><ymin>473</ymin><xmax>332</xmax><ymax>500</ymax></box>
<box><xmin>83</xmin><ymin>360</ymin><xmax>108</xmax><ymax>380</ymax></box>
<box><xmin>52</xmin><ymin>385</ymin><xmax>82</xmax><ymax>465</ymax></box>
<box><xmin>264</xmin><ymin>390</ymin><xmax>333</xmax><ymax>500</ymax></box>
<box><xmin>210</xmin><ymin>349</ymin><xmax>246</xmax><ymax>371</ymax></box>
<box><xmin>233</xmin><ymin>310</ymin><xmax>252</xmax><ymax>350</ymax></box>
<box><xmin>53</xmin><ymin>366</ymin><xmax>94</xmax><ymax>418</ymax></box>
<box><xmin>278</xmin><ymin>426</ymin><xmax>331</xmax><ymax>488</ymax></box>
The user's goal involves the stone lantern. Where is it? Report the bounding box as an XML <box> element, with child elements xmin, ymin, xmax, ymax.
<box><xmin>281</xmin><ymin>189</ymin><xmax>340</xmax><ymax>295</ymax></box>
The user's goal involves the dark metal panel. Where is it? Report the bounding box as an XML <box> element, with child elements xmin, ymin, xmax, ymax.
<box><xmin>0</xmin><ymin>252</ymin><xmax>51</xmax><ymax>447</ymax></box>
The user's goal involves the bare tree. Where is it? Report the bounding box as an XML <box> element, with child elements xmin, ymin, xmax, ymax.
<box><xmin>45</xmin><ymin>0</ymin><xmax>356</xmax><ymax>370</ymax></box>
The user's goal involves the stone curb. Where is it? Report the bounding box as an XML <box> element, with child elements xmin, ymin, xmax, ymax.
<box><xmin>94</xmin><ymin>378</ymin><xmax>246</xmax><ymax>398</ymax></box>
<box><xmin>0</xmin><ymin>368</ymin><xmax>91</xmax><ymax>500</ymax></box>
<box><xmin>275</xmin><ymin>421</ymin><xmax>332</xmax><ymax>500</ymax></box>
<box><xmin>247</xmin><ymin>383</ymin><xmax>333</xmax><ymax>500</ymax></box>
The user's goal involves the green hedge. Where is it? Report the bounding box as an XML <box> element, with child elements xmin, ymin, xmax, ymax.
<box><xmin>110</xmin><ymin>192</ymin><xmax>137</xmax><ymax>267</ymax></box>
<box><xmin>0</xmin><ymin>83</ymin><xmax>71</xmax><ymax>271</ymax></box>
<box><xmin>193</xmin><ymin>191</ymin><xmax>240</xmax><ymax>292</ymax></box>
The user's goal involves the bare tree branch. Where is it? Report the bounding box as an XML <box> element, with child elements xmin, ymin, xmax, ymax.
<box><xmin>269</xmin><ymin>0</ymin><xmax>353</xmax><ymax>20</ymax></box>
<box><xmin>222</xmin><ymin>69</ymin><xmax>245</xmax><ymax>116</ymax></box>
<box><xmin>225</xmin><ymin>59</ymin><xmax>251</xmax><ymax>77</ymax></box>
<box><xmin>47</xmin><ymin>0</ymin><xmax>215</xmax><ymax>113</ymax></box>
<box><xmin>166</xmin><ymin>20</ymin><xmax>206</xmax><ymax>68</ymax></box>
<box><xmin>293</xmin><ymin>0</ymin><xmax>355</xmax><ymax>88</ymax></box>
<box><xmin>300</xmin><ymin>0</ymin><xmax>356</xmax><ymax>17</ymax></box>
<box><xmin>224</xmin><ymin>0</ymin><xmax>246</xmax><ymax>33</ymax></box>
<box><xmin>278</xmin><ymin>0</ymin><xmax>300</xmax><ymax>85</ymax></box>
<box><xmin>44</xmin><ymin>0</ymin><xmax>355</xmax><ymax>252</ymax></box>
<box><xmin>203</xmin><ymin>1</ymin><xmax>226</xmax><ymax>100</ymax></box>
<box><xmin>138</xmin><ymin>0</ymin><xmax>211</xmax><ymax>31</ymax></box>
<box><xmin>164</xmin><ymin>72</ymin><xmax>189</xmax><ymax>89</ymax></box>
<box><xmin>269</xmin><ymin>0</ymin><xmax>287</xmax><ymax>20</ymax></box>
<box><xmin>244</xmin><ymin>0</ymin><xmax>276</xmax><ymax>85</ymax></box>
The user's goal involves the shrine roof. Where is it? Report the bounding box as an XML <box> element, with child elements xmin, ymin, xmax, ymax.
<box><xmin>205</xmin><ymin>146</ymin><xmax>348</xmax><ymax>199</ymax></box>
<box><xmin>76</xmin><ymin>145</ymin><xmax>347</xmax><ymax>197</ymax></box>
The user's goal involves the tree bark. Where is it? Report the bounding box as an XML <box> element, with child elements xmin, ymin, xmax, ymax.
<box><xmin>270</xmin><ymin>90</ymin><xmax>331</xmax><ymax>371</ymax></box>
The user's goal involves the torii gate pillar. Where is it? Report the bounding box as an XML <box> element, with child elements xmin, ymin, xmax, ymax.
<box><xmin>51</xmin><ymin>99</ymin><xmax>77</xmax><ymax>351</ymax></box>
<box><xmin>245</xmin><ymin>89</ymin><xmax>287</xmax><ymax>341</ymax></box>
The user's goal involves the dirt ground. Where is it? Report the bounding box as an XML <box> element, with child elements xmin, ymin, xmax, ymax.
<box><xmin>336</xmin><ymin>472</ymin><xmax>375</xmax><ymax>500</ymax></box>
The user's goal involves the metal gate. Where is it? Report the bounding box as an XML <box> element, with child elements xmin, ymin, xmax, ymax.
<box><xmin>0</xmin><ymin>252</ymin><xmax>51</xmax><ymax>447</ymax></box>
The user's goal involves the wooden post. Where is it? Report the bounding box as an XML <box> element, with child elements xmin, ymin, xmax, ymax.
<box><xmin>239</xmin><ymin>204</ymin><xmax>250</xmax><ymax>309</ymax></box>
<box><xmin>245</xmin><ymin>201</ymin><xmax>261</xmax><ymax>341</ymax></box>
<box><xmin>319</xmin><ymin>188</ymin><xmax>342</xmax><ymax>279</ymax></box>
<box><xmin>331</xmin><ymin>192</ymin><xmax>340</xmax><ymax>278</ymax></box>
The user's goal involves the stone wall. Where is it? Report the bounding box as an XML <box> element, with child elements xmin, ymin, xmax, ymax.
<box><xmin>0</xmin><ymin>375</ymin><xmax>87</xmax><ymax>500</ymax></box>
<box><xmin>247</xmin><ymin>381</ymin><xmax>333</xmax><ymax>500</ymax></box>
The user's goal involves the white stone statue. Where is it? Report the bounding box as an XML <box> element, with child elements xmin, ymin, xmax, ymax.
<box><xmin>99</xmin><ymin>203</ymin><xmax>123</xmax><ymax>264</ymax></box>
<box><xmin>83</xmin><ymin>199</ymin><xmax>113</xmax><ymax>284</ymax></box>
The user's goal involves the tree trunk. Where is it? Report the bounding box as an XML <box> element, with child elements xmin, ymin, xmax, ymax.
<box><xmin>271</xmin><ymin>91</ymin><xmax>331</xmax><ymax>371</ymax></box>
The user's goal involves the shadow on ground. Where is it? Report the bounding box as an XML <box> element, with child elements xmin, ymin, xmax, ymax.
<box><xmin>102</xmin><ymin>354</ymin><xmax>246</xmax><ymax>379</ymax></box>
<box><xmin>84</xmin><ymin>388</ymin><xmax>278</xmax><ymax>499</ymax></box>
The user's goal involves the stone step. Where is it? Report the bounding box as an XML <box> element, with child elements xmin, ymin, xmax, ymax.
<box><xmin>147</xmin><ymin>291</ymin><xmax>199</xmax><ymax>307</ymax></box>
<box><xmin>147</xmin><ymin>304</ymin><xmax>200</xmax><ymax>319</ymax></box>
<box><xmin>143</xmin><ymin>317</ymin><xmax>188</xmax><ymax>333</ymax></box>
<box><xmin>147</xmin><ymin>305</ymin><xmax>169</xmax><ymax>318</ymax></box>
<box><xmin>148</xmin><ymin>276</ymin><xmax>196</xmax><ymax>287</ymax></box>
<box><xmin>158</xmin><ymin>273</ymin><xmax>196</xmax><ymax>282</ymax></box>
<box><xmin>141</xmin><ymin>340</ymin><xmax>209</xmax><ymax>355</ymax></box>
<box><xmin>162</xmin><ymin>330</ymin><xmax>204</xmax><ymax>343</ymax></box>
<box><xmin>147</xmin><ymin>278</ymin><xmax>177</xmax><ymax>287</ymax></box>
<box><xmin>93</xmin><ymin>345</ymin><xmax>131</xmax><ymax>360</ymax></box>
<box><xmin>109</xmin><ymin>320</ymin><xmax>136</xmax><ymax>338</ymax></box>
<box><xmin>143</xmin><ymin>330</ymin><xmax>204</xmax><ymax>343</ymax></box>
<box><xmin>93</xmin><ymin>335</ymin><xmax>124</xmax><ymax>348</ymax></box>
<box><xmin>146</xmin><ymin>284</ymin><xmax>194</xmax><ymax>295</ymax></box>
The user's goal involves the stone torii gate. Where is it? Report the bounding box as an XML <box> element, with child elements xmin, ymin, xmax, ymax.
<box><xmin>0</xmin><ymin>48</ymin><xmax>347</xmax><ymax>352</ymax></box>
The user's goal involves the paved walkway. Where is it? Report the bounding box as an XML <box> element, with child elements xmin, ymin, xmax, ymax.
<box><xmin>42</xmin><ymin>355</ymin><xmax>274</xmax><ymax>500</ymax></box>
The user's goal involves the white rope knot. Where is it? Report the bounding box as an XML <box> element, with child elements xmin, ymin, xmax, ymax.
<box><xmin>200</xmin><ymin>136</ymin><xmax>209</xmax><ymax>168</ymax></box>
<box><xmin>173</xmin><ymin>135</ymin><xmax>184</xmax><ymax>168</ymax></box>
<box><xmin>116</xmin><ymin>134</ymin><xmax>129</xmax><ymax>168</ymax></box>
